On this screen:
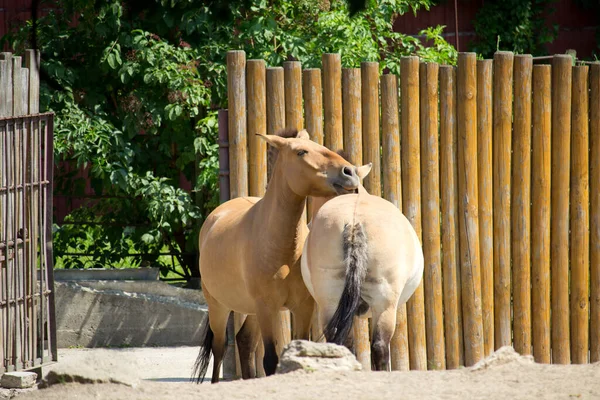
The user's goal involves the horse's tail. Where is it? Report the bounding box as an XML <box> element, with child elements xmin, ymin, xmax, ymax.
<box><xmin>323</xmin><ymin>222</ymin><xmax>368</xmax><ymax>345</ymax></box>
<box><xmin>192</xmin><ymin>315</ymin><xmax>214</xmax><ymax>383</ymax></box>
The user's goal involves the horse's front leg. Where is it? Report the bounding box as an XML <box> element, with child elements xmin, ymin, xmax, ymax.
<box><xmin>290</xmin><ymin>294</ymin><xmax>315</xmax><ymax>340</ymax></box>
<box><xmin>255</xmin><ymin>302</ymin><xmax>285</xmax><ymax>376</ymax></box>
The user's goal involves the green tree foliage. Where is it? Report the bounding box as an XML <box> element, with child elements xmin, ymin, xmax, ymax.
<box><xmin>470</xmin><ymin>0</ymin><xmax>558</xmax><ymax>58</ymax></box>
<box><xmin>3</xmin><ymin>0</ymin><xmax>456</xmax><ymax>279</ymax></box>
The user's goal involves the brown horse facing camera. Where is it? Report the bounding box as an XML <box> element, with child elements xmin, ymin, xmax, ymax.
<box><xmin>193</xmin><ymin>128</ymin><xmax>363</xmax><ymax>383</ymax></box>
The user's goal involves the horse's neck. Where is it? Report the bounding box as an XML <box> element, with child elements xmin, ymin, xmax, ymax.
<box><xmin>257</xmin><ymin>166</ymin><xmax>307</xmax><ymax>253</ymax></box>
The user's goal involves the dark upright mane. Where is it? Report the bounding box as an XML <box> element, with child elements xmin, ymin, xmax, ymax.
<box><xmin>266</xmin><ymin>128</ymin><xmax>300</xmax><ymax>185</ymax></box>
<box><xmin>335</xmin><ymin>149</ymin><xmax>351</xmax><ymax>163</ymax></box>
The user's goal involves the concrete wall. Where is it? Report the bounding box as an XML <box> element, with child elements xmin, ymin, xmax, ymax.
<box><xmin>54</xmin><ymin>280</ymin><xmax>208</xmax><ymax>348</ymax></box>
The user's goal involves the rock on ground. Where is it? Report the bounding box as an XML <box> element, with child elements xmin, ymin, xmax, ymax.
<box><xmin>276</xmin><ymin>340</ymin><xmax>362</xmax><ymax>374</ymax></box>
<box><xmin>1</xmin><ymin>372</ymin><xmax>37</xmax><ymax>389</ymax></box>
<box><xmin>471</xmin><ymin>346</ymin><xmax>534</xmax><ymax>372</ymax></box>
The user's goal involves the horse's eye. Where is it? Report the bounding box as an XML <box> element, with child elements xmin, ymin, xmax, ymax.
<box><xmin>297</xmin><ymin>150</ymin><xmax>308</xmax><ymax>156</ymax></box>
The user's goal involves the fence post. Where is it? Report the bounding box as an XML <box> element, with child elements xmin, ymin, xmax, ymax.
<box><xmin>590</xmin><ymin>63</ymin><xmax>600</xmax><ymax>364</ymax></box>
<box><xmin>400</xmin><ymin>56</ymin><xmax>427</xmax><ymax>370</ymax></box>
<box><xmin>439</xmin><ymin>65</ymin><xmax>463</xmax><ymax>369</ymax></box>
<box><xmin>0</xmin><ymin>53</ymin><xmax>13</xmax><ymax>117</ymax></box>
<box><xmin>227</xmin><ymin>51</ymin><xmax>248</xmax><ymax>200</ymax></box>
<box><xmin>342</xmin><ymin>68</ymin><xmax>362</xmax><ymax>164</ymax></box>
<box><xmin>322</xmin><ymin>54</ymin><xmax>343</xmax><ymax>151</ymax></box>
<box><xmin>247</xmin><ymin>60</ymin><xmax>267</xmax><ymax>197</ymax></box>
<box><xmin>284</xmin><ymin>61</ymin><xmax>303</xmax><ymax>131</ymax></box>
<box><xmin>492</xmin><ymin>51</ymin><xmax>514</xmax><ymax>350</ymax></box>
<box><xmin>477</xmin><ymin>59</ymin><xmax>494</xmax><ymax>357</ymax></box>
<box><xmin>361</xmin><ymin>62</ymin><xmax>380</xmax><ymax>195</ymax></box>
<box><xmin>570</xmin><ymin>65</ymin><xmax>590</xmax><ymax>364</ymax></box>
<box><xmin>247</xmin><ymin>59</ymin><xmax>268</xmax><ymax>376</ymax></box>
<box><xmin>512</xmin><ymin>54</ymin><xmax>533</xmax><ymax>356</ymax></box>
<box><xmin>457</xmin><ymin>52</ymin><xmax>484</xmax><ymax>367</ymax></box>
<box><xmin>266</xmin><ymin>67</ymin><xmax>285</xmax><ymax>180</ymax></box>
<box><xmin>531</xmin><ymin>65</ymin><xmax>552</xmax><ymax>364</ymax></box>
<box><xmin>551</xmin><ymin>54</ymin><xmax>572</xmax><ymax>364</ymax></box>
<box><xmin>303</xmin><ymin>69</ymin><xmax>324</xmax><ymax>145</ymax></box>
<box><xmin>419</xmin><ymin>62</ymin><xmax>445</xmax><ymax>370</ymax></box>
<box><xmin>265</xmin><ymin>66</ymin><xmax>292</xmax><ymax>354</ymax></box>
<box><xmin>381</xmin><ymin>74</ymin><xmax>409</xmax><ymax>371</ymax></box>
<box><xmin>303</xmin><ymin>67</ymin><xmax>324</xmax><ymax>342</ymax></box>
<box><xmin>226</xmin><ymin>50</ymin><xmax>248</xmax><ymax>380</ymax></box>
<box><xmin>341</xmin><ymin>67</ymin><xmax>370</xmax><ymax>370</ymax></box>
<box><xmin>218</xmin><ymin>109</ymin><xmax>237</xmax><ymax>380</ymax></box>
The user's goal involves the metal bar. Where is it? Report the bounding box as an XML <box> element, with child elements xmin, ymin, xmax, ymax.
<box><xmin>56</xmin><ymin>251</ymin><xmax>194</xmax><ymax>257</ymax></box>
<box><xmin>0</xmin><ymin>181</ymin><xmax>51</xmax><ymax>192</ymax></box>
<box><xmin>46</xmin><ymin>115</ymin><xmax>57</xmax><ymax>363</ymax></box>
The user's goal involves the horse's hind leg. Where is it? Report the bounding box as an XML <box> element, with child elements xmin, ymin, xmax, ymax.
<box><xmin>203</xmin><ymin>287</ymin><xmax>231</xmax><ymax>383</ymax></box>
<box><xmin>236</xmin><ymin>314</ymin><xmax>261</xmax><ymax>379</ymax></box>
<box><xmin>370</xmin><ymin>304</ymin><xmax>397</xmax><ymax>371</ymax></box>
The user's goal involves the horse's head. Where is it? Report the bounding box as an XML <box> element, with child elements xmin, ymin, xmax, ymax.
<box><xmin>308</xmin><ymin>160</ymin><xmax>372</xmax><ymax>224</ymax></box>
<box><xmin>257</xmin><ymin>129</ymin><xmax>361</xmax><ymax>197</ymax></box>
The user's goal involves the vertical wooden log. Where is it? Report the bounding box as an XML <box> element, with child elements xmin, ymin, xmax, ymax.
<box><xmin>265</xmin><ymin>66</ymin><xmax>292</xmax><ymax>351</ymax></box>
<box><xmin>551</xmin><ymin>54</ymin><xmax>572</xmax><ymax>364</ymax></box>
<box><xmin>341</xmin><ymin>67</ymin><xmax>370</xmax><ymax>370</ymax></box>
<box><xmin>227</xmin><ymin>51</ymin><xmax>248</xmax><ymax>199</ymax></box>
<box><xmin>531</xmin><ymin>65</ymin><xmax>552</xmax><ymax>364</ymax></box>
<box><xmin>477</xmin><ymin>59</ymin><xmax>494</xmax><ymax>357</ymax></box>
<box><xmin>400</xmin><ymin>56</ymin><xmax>427</xmax><ymax>370</ymax></box>
<box><xmin>419</xmin><ymin>62</ymin><xmax>445</xmax><ymax>370</ymax></box>
<box><xmin>25</xmin><ymin>50</ymin><xmax>40</xmax><ymax>114</ymax></box>
<box><xmin>322</xmin><ymin>54</ymin><xmax>343</xmax><ymax>151</ymax></box>
<box><xmin>0</xmin><ymin>54</ymin><xmax>13</xmax><ymax>117</ymax></box>
<box><xmin>284</xmin><ymin>61</ymin><xmax>303</xmax><ymax>131</ymax></box>
<box><xmin>12</xmin><ymin>57</ymin><xmax>26</xmax><ymax>116</ymax></box>
<box><xmin>266</xmin><ymin>67</ymin><xmax>285</xmax><ymax>180</ymax></box>
<box><xmin>382</xmin><ymin>74</ymin><xmax>409</xmax><ymax>371</ymax></box>
<box><xmin>303</xmin><ymin>69</ymin><xmax>324</xmax><ymax>144</ymax></box>
<box><xmin>457</xmin><ymin>52</ymin><xmax>484</xmax><ymax>366</ymax></box>
<box><xmin>440</xmin><ymin>65</ymin><xmax>463</xmax><ymax>369</ymax></box>
<box><xmin>570</xmin><ymin>65</ymin><xmax>589</xmax><ymax>364</ymax></box>
<box><xmin>227</xmin><ymin>50</ymin><xmax>247</xmax><ymax>381</ymax></box>
<box><xmin>512</xmin><ymin>55</ymin><xmax>533</xmax><ymax>356</ymax></box>
<box><xmin>303</xmin><ymin>68</ymin><xmax>324</xmax><ymax>341</ymax></box>
<box><xmin>492</xmin><ymin>51</ymin><xmax>514</xmax><ymax>350</ymax></box>
<box><xmin>361</xmin><ymin>62</ymin><xmax>381</xmax><ymax>194</ymax></box>
<box><xmin>247</xmin><ymin>60</ymin><xmax>267</xmax><ymax>197</ymax></box>
<box><xmin>590</xmin><ymin>63</ymin><xmax>600</xmax><ymax>364</ymax></box>
<box><xmin>342</xmin><ymin>69</ymin><xmax>362</xmax><ymax>166</ymax></box>
<box><xmin>245</xmin><ymin>66</ymin><xmax>269</xmax><ymax>375</ymax></box>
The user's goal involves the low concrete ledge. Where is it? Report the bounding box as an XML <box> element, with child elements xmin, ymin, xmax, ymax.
<box><xmin>55</xmin><ymin>280</ymin><xmax>207</xmax><ymax>349</ymax></box>
<box><xmin>52</xmin><ymin>268</ymin><xmax>160</xmax><ymax>281</ymax></box>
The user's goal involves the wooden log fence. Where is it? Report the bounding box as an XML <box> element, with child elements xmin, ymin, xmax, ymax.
<box><xmin>219</xmin><ymin>50</ymin><xmax>600</xmax><ymax>376</ymax></box>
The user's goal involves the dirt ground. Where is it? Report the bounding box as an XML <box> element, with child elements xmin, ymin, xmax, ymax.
<box><xmin>8</xmin><ymin>347</ymin><xmax>600</xmax><ymax>400</ymax></box>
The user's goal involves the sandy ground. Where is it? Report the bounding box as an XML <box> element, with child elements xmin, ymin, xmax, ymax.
<box><xmin>5</xmin><ymin>347</ymin><xmax>600</xmax><ymax>400</ymax></box>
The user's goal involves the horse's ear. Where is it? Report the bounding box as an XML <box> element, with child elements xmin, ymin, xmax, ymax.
<box><xmin>297</xmin><ymin>129</ymin><xmax>310</xmax><ymax>140</ymax></box>
<box><xmin>257</xmin><ymin>133</ymin><xmax>287</xmax><ymax>149</ymax></box>
<box><xmin>356</xmin><ymin>163</ymin><xmax>372</xmax><ymax>180</ymax></box>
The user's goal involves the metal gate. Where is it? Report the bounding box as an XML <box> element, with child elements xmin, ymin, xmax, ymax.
<box><xmin>1</xmin><ymin>50</ymin><xmax>57</xmax><ymax>374</ymax></box>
